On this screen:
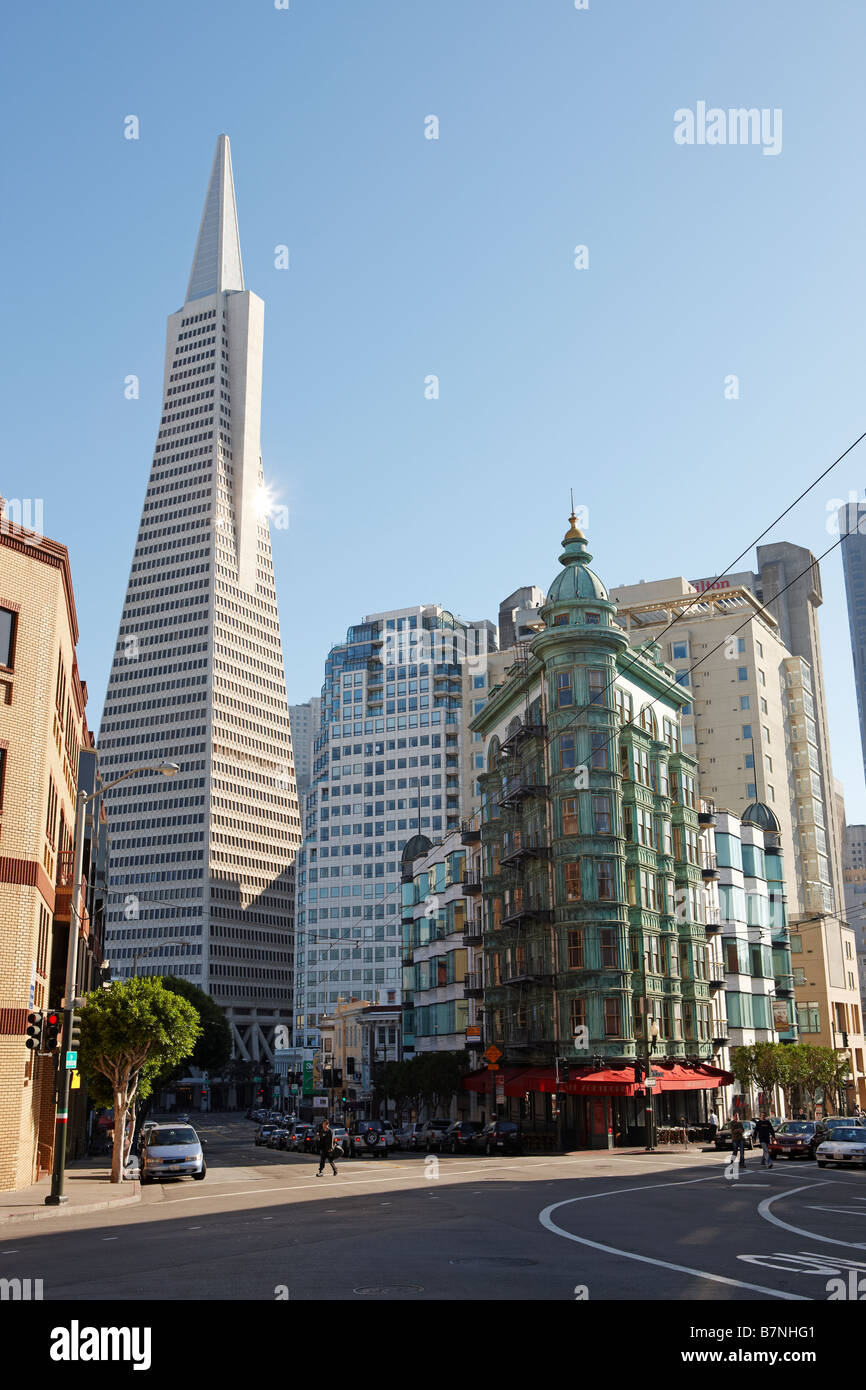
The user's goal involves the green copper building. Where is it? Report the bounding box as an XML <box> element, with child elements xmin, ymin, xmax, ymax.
<box><xmin>467</xmin><ymin>515</ymin><xmax>729</xmax><ymax>1147</ymax></box>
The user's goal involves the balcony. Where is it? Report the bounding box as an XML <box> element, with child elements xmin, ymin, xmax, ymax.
<box><xmin>499</xmin><ymin>776</ymin><xmax>548</xmax><ymax>809</ymax></box>
<box><xmin>500</xmin><ymin>842</ymin><xmax>551</xmax><ymax>869</ymax></box>
<box><xmin>703</xmin><ymin>917</ymin><xmax>722</xmax><ymax>934</ymax></box>
<box><xmin>464</xmin><ymin>971</ymin><xmax>484</xmax><ymax>998</ymax></box>
<box><xmin>701</xmin><ymin>857</ymin><xmax>720</xmax><ymax>881</ymax></box>
<box><xmin>698</xmin><ymin>811</ymin><xmax>717</xmax><ymax>828</ymax></box>
<box><xmin>461</xmin><ymin>871</ymin><xmax>483</xmax><ymax>896</ymax></box>
<box><xmin>501</xmin><ymin>963</ymin><xmax>554</xmax><ymax>988</ymax></box>
<box><xmin>461</xmin><ymin>820</ymin><xmax>481</xmax><ymax>845</ymax></box>
<box><xmin>774</xmin><ymin>974</ymin><xmax>795</xmax><ymax>997</ymax></box>
<box><xmin>500</xmin><ymin>721</ymin><xmax>547</xmax><ymax>754</ymax></box>
<box><xmin>464</xmin><ymin>918</ymin><xmax>483</xmax><ymax>945</ymax></box>
<box><xmin>712</xmin><ymin>1032</ymin><xmax>729</xmax><ymax>1047</ymax></box>
<box><xmin>501</xmin><ymin>906</ymin><xmax>554</xmax><ymax>929</ymax></box>
<box><xmin>708</xmin><ymin>972</ymin><xmax>726</xmax><ymax>990</ymax></box>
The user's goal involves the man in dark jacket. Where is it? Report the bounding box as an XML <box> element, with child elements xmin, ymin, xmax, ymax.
<box><xmin>316</xmin><ymin>1120</ymin><xmax>337</xmax><ymax>1176</ymax></box>
<box><xmin>730</xmin><ymin>1116</ymin><xmax>747</xmax><ymax>1167</ymax></box>
<box><xmin>755</xmin><ymin>1113</ymin><xmax>775</xmax><ymax>1168</ymax></box>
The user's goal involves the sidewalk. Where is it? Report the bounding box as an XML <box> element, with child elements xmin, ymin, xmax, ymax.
<box><xmin>557</xmin><ymin>1144</ymin><xmax>721</xmax><ymax>1160</ymax></box>
<box><xmin>0</xmin><ymin>1159</ymin><xmax>140</xmax><ymax>1224</ymax></box>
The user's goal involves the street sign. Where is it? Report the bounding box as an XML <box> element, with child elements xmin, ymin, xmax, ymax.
<box><xmin>71</xmin><ymin>1071</ymin><xmax>81</xmax><ymax>1090</ymax></box>
<box><xmin>302</xmin><ymin>1060</ymin><xmax>314</xmax><ymax>1097</ymax></box>
<box><xmin>487</xmin><ymin>1064</ymin><xmax>499</xmax><ymax>1072</ymax></box>
<box><xmin>65</xmin><ymin>1050</ymin><xmax>77</xmax><ymax>1070</ymax></box>
<box><xmin>484</xmin><ymin>1045</ymin><xmax>502</xmax><ymax>1064</ymax></box>
<box><xmin>495</xmin><ymin>1075</ymin><xmax>505</xmax><ymax>1105</ymax></box>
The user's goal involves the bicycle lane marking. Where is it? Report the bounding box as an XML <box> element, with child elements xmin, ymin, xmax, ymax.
<box><xmin>538</xmin><ymin>1175</ymin><xmax>809</xmax><ymax>1301</ymax></box>
<box><xmin>758</xmin><ymin>1183</ymin><xmax>866</xmax><ymax>1250</ymax></box>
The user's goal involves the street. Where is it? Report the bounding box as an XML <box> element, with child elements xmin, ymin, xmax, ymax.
<box><xmin>2</xmin><ymin>1117</ymin><xmax>865</xmax><ymax>1301</ymax></box>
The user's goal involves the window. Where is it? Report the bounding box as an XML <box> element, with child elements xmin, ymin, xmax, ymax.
<box><xmin>603</xmin><ymin>997</ymin><xmax>621</xmax><ymax>1036</ymax></box>
<box><xmin>561</xmin><ymin>797</ymin><xmax>579</xmax><ymax>836</ymax></box>
<box><xmin>758</xmin><ymin>669</ymin><xmax>766</xmax><ymax>687</ymax></box>
<box><xmin>597</xmin><ymin>860</ymin><xmax>615</xmax><ymax>900</ymax></box>
<box><xmin>553</xmin><ymin>613</ymin><xmax>568</xmax><ymax>626</ymax></box>
<box><xmin>675</xmin><ymin>670</ymin><xmax>690</xmax><ymax>687</ymax></box>
<box><xmin>600</xmin><ymin>928</ymin><xmax>618</xmax><ymax>967</ymax></box>
<box><xmin>590</xmin><ymin>732</ymin><xmax>609</xmax><ymax>769</ymax></box>
<box><xmin>587</xmin><ymin>669</ymin><xmax>606</xmax><ymax>704</ymax></box>
<box><xmin>796</xmin><ymin>1001</ymin><xmax>821</xmax><ymax>1034</ymax></box>
<box><xmin>760</xmin><ymin>698</ymin><xmax>768</xmax><ymax>714</ymax></box>
<box><xmin>565</xmin><ymin>862</ymin><xmax>582</xmax><ymax>902</ymax></box>
<box><xmin>567</xmin><ymin>930</ymin><xmax>584</xmax><ymax>968</ymax></box>
<box><xmin>742</xmin><ymin>724</ymin><xmax>752</xmax><ymax>740</ymax></box>
<box><xmin>585</xmin><ymin>611</ymin><xmax>600</xmax><ymax>625</ymax></box>
<box><xmin>592</xmin><ymin>796</ymin><xmax>612</xmax><ymax>835</ymax></box>
<box><xmin>737</xmin><ymin>638</ymin><xmax>746</xmax><ymax>653</ymax></box>
<box><xmin>745</xmin><ymin>754</ymin><xmax>754</xmax><ymax>769</ymax></box>
<box><xmin>555</xmin><ymin>671</ymin><xmax>573</xmax><ymax>708</ymax></box>
<box><xmin>756</xmin><ymin>641</ymin><xmax>763</xmax><ymax>657</ymax></box>
<box><xmin>570</xmin><ymin>997</ymin><xmax>586</xmax><ymax>1032</ymax></box>
<box><xmin>746</xmin><ymin>782</ymin><xmax>756</xmax><ymax>798</ymax></box>
<box><xmin>737</xmin><ymin>667</ymin><xmax>748</xmax><ymax>681</ymax></box>
<box><xmin>672</xmin><ymin>642</ymin><xmax>688</xmax><ymax>659</ymax></box>
<box><xmin>0</xmin><ymin>609</ymin><xmax>16</xmax><ymax>669</ymax></box>
<box><xmin>740</xmin><ymin>695</ymin><xmax>750</xmax><ymax>710</ymax></box>
<box><xmin>560</xmin><ymin>735</ymin><xmax>577</xmax><ymax>771</ymax></box>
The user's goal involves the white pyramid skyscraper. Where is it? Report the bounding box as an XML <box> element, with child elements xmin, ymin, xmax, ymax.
<box><xmin>99</xmin><ymin>136</ymin><xmax>301</xmax><ymax>1061</ymax></box>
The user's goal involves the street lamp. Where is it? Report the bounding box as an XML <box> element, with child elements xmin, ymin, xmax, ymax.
<box><xmin>45</xmin><ymin>760</ymin><xmax>179</xmax><ymax>1205</ymax></box>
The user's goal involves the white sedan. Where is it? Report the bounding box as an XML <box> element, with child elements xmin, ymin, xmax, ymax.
<box><xmin>816</xmin><ymin>1127</ymin><xmax>866</xmax><ymax>1169</ymax></box>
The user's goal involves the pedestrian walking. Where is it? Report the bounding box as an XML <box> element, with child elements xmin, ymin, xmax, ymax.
<box><xmin>316</xmin><ymin>1119</ymin><xmax>338</xmax><ymax>1177</ymax></box>
<box><xmin>708</xmin><ymin>1109</ymin><xmax>719</xmax><ymax>1144</ymax></box>
<box><xmin>730</xmin><ymin>1115</ymin><xmax>746</xmax><ymax>1167</ymax></box>
<box><xmin>754</xmin><ymin>1113</ymin><xmax>775</xmax><ymax>1168</ymax></box>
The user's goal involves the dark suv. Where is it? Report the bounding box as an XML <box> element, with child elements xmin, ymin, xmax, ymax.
<box><xmin>441</xmin><ymin>1121</ymin><xmax>482</xmax><ymax>1154</ymax></box>
<box><xmin>473</xmin><ymin>1120</ymin><xmax>522</xmax><ymax>1156</ymax></box>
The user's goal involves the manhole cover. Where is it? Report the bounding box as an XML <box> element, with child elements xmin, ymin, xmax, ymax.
<box><xmin>449</xmin><ymin>1257</ymin><xmax>538</xmax><ymax>1268</ymax></box>
<box><xmin>353</xmin><ymin>1284</ymin><xmax>425</xmax><ymax>1295</ymax></box>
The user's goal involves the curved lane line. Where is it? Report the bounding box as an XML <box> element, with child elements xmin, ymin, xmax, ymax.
<box><xmin>539</xmin><ymin>1177</ymin><xmax>809</xmax><ymax>1301</ymax></box>
<box><xmin>758</xmin><ymin>1184</ymin><xmax>866</xmax><ymax>1250</ymax></box>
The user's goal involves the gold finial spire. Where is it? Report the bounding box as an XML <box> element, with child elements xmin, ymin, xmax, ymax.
<box><xmin>564</xmin><ymin>489</ymin><xmax>586</xmax><ymax>542</ymax></box>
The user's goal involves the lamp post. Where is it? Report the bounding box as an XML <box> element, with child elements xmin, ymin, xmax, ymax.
<box><xmin>644</xmin><ymin>1014</ymin><xmax>660</xmax><ymax>1152</ymax></box>
<box><xmin>45</xmin><ymin>760</ymin><xmax>179</xmax><ymax>1205</ymax></box>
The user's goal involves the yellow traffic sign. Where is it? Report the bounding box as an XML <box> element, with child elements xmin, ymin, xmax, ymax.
<box><xmin>487</xmin><ymin>1064</ymin><xmax>499</xmax><ymax>1072</ymax></box>
<box><xmin>484</xmin><ymin>1045</ymin><xmax>502</xmax><ymax>1063</ymax></box>
<box><xmin>71</xmin><ymin>1071</ymin><xmax>81</xmax><ymax>1090</ymax></box>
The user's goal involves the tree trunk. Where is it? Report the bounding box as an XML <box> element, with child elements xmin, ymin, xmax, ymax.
<box><xmin>111</xmin><ymin>1089</ymin><xmax>127</xmax><ymax>1184</ymax></box>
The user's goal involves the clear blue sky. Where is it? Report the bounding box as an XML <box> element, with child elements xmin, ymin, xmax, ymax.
<box><xmin>4</xmin><ymin>1</ymin><xmax>866</xmax><ymax>815</ymax></box>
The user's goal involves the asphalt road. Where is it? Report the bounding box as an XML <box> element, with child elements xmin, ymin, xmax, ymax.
<box><xmin>3</xmin><ymin>1116</ymin><xmax>865</xmax><ymax>1301</ymax></box>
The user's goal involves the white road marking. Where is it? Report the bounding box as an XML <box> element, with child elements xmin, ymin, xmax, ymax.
<box><xmin>539</xmin><ymin>1178</ymin><xmax>808</xmax><ymax>1300</ymax></box>
<box><xmin>758</xmin><ymin>1185</ymin><xmax>866</xmax><ymax>1250</ymax></box>
<box><xmin>805</xmin><ymin>1205</ymin><xmax>866</xmax><ymax>1217</ymax></box>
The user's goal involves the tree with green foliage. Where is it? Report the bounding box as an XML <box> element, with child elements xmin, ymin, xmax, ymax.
<box><xmin>78</xmin><ymin>978</ymin><xmax>201</xmax><ymax>1183</ymax></box>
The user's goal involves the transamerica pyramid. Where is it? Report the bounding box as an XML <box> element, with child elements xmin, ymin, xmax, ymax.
<box><xmin>98</xmin><ymin>136</ymin><xmax>301</xmax><ymax>1064</ymax></box>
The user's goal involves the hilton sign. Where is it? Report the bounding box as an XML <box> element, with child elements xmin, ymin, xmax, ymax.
<box><xmin>690</xmin><ymin>577</ymin><xmax>731</xmax><ymax>594</ymax></box>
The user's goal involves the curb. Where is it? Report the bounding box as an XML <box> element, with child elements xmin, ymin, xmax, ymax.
<box><xmin>0</xmin><ymin>1182</ymin><xmax>141</xmax><ymax>1224</ymax></box>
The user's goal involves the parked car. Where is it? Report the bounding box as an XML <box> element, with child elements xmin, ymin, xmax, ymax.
<box><xmin>473</xmin><ymin>1120</ymin><xmax>523</xmax><ymax>1156</ymax></box>
<box><xmin>290</xmin><ymin>1124</ymin><xmax>316</xmax><ymax>1153</ymax></box>
<box><xmin>441</xmin><ymin>1121</ymin><xmax>482</xmax><ymax>1154</ymax></box>
<box><xmin>824</xmin><ymin>1115</ymin><xmax>865</xmax><ymax>1130</ymax></box>
<box><xmin>349</xmin><ymin>1121</ymin><xmax>391</xmax><ymax>1159</ymax></box>
<box><xmin>266</xmin><ymin>1127</ymin><xmax>288</xmax><ymax>1149</ymax></box>
<box><xmin>770</xmin><ymin>1120</ymin><xmax>830</xmax><ymax>1160</ymax></box>
<box><xmin>817</xmin><ymin>1127</ymin><xmax>866</xmax><ymax>1169</ymax></box>
<box><xmin>139</xmin><ymin>1123</ymin><xmax>206</xmax><ymax>1184</ymax></box>
<box><xmin>714</xmin><ymin>1120</ymin><xmax>757</xmax><ymax>1151</ymax></box>
<box><xmin>396</xmin><ymin>1122</ymin><xmax>426</xmax><ymax>1151</ymax></box>
<box><xmin>330</xmin><ymin>1126</ymin><xmax>349</xmax><ymax>1156</ymax></box>
<box><xmin>254</xmin><ymin>1125</ymin><xmax>277</xmax><ymax>1146</ymax></box>
<box><xmin>421</xmin><ymin>1119</ymin><xmax>453</xmax><ymax>1151</ymax></box>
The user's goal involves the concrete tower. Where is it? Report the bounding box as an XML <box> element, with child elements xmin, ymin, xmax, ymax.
<box><xmin>98</xmin><ymin>136</ymin><xmax>301</xmax><ymax>1061</ymax></box>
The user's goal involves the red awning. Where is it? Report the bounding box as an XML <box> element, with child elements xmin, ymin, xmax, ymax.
<box><xmin>464</xmin><ymin>1061</ymin><xmax>732</xmax><ymax>1097</ymax></box>
<box><xmin>650</xmin><ymin>1063</ymin><xmax>732</xmax><ymax>1092</ymax></box>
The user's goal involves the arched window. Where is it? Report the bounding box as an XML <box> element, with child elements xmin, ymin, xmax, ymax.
<box><xmin>639</xmin><ymin>705</ymin><xmax>658</xmax><ymax>738</ymax></box>
<box><xmin>487</xmin><ymin>736</ymin><xmax>501</xmax><ymax>773</ymax></box>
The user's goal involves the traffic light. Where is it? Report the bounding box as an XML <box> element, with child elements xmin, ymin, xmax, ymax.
<box><xmin>333</xmin><ymin>1068</ymin><xmax>343</xmax><ymax>1088</ymax></box>
<box><xmin>561</xmin><ymin>1061</ymin><xmax>570</xmax><ymax>1084</ymax></box>
<box><xmin>346</xmin><ymin>1056</ymin><xmax>355</xmax><ymax>1075</ymax></box>
<box><xmin>44</xmin><ymin>1011</ymin><xmax>62</xmax><ymax>1052</ymax></box>
<box><xmin>68</xmin><ymin>1010</ymin><xmax>82</xmax><ymax>1051</ymax></box>
<box><xmin>633</xmin><ymin>1060</ymin><xmax>644</xmax><ymax>1084</ymax></box>
<box><xmin>322</xmin><ymin>1068</ymin><xmax>333</xmax><ymax>1088</ymax></box>
<box><xmin>25</xmin><ymin>1010</ymin><xmax>44</xmax><ymax>1051</ymax></box>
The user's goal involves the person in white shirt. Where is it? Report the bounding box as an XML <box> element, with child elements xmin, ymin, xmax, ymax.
<box><xmin>708</xmin><ymin>1109</ymin><xmax>720</xmax><ymax>1143</ymax></box>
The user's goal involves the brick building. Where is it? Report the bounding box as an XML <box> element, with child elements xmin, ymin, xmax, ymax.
<box><xmin>0</xmin><ymin>509</ymin><xmax>99</xmax><ymax>1190</ymax></box>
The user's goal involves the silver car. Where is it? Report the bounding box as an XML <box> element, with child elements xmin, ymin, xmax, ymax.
<box><xmin>140</xmin><ymin>1123</ymin><xmax>206</xmax><ymax>1183</ymax></box>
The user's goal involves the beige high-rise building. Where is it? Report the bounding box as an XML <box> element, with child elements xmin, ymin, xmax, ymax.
<box><xmin>0</xmin><ymin>516</ymin><xmax>94</xmax><ymax>1189</ymax></box>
